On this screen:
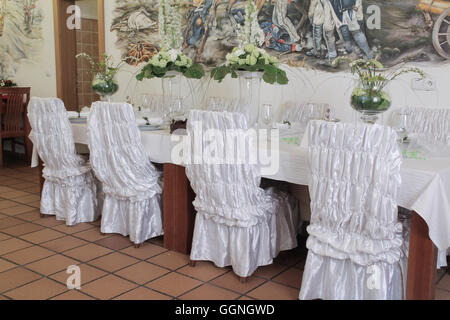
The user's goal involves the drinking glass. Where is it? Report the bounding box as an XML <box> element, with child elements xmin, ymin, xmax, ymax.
<box><xmin>392</xmin><ymin>110</ymin><xmax>410</xmax><ymax>143</ymax></box>
<box><xmin>262</xmin><ymin>104</ymin><xmax>273</xmax><ymax>127</ymax></box>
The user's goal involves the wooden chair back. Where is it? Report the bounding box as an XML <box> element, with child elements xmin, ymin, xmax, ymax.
<box><xmin>0</xmin><ymin>87</ymin><xmax>31</xmax><ymax>138</ymax></box>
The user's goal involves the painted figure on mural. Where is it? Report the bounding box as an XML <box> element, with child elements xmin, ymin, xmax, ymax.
<box><xmin>306</xmin><ymin>0</ymin><xmax>373</xmax><ymax>59</ymax></box>
<box><xmin>111</xmin><ymin>0</ymin><xmax>449</xmax><ymax>71</ymax></box>
<box><xmin>0</xmin><ymin>0</ymin><xmax>44</xmax><ymax>78</ymax></box>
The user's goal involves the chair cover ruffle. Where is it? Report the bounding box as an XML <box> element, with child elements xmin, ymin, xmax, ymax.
<box><xmin>28</xmin><ymin>97</ymin><xmax>99</xmax><ymax>225</ymax></box>
<box><xmin>190</xmin><ymin>187</ymin><xmax>298</xmax><ymax>277</ymax></box>
<box><xmin>300</xmin><ymin>121</ymin><xmax>407</xmax><ymax>300</ymax></box>
<box><xmin>403</xmin><ymin>107</ymin><xmax>450</xmax><ymax>145</ymax></box>
<box><xmin>41</xmin><ymin>171</ymin><xmax>98</xmax><ymax>225</ymax></box>
<box><xmin>187</xmin><ymin>110</ymin><xmax>299</xmax><ymax>277</ymax></box>
<box><xmin>101</xmin><ymin>194</ymin><xmax>163</xmax><ymax>244</ymax></box>
<box><xmin>299</xmin><ymin>251</ymin><xmax>407</xmax><ymax>300</ymax></box>
<box><xmin>88</xmin><ymin>102</ymin><xmax>163</xmax><ymax>244</ymax></box>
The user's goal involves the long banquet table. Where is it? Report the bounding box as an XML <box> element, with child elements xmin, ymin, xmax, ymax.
<box><xmin>33</xmin><ymin>123</ymin><xmax>450</xmax><ymax>300</ymax></box>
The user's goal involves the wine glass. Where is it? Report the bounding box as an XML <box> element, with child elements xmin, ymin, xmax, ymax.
<box><xmin>392</xmin><ymin>110</ymin><xmax>410</xmax><ymax>143</ymax></box>
<box><xmin>262</xmin><ymin>104</ymin><xmax>273</xmax><ymax>128</ymax></box>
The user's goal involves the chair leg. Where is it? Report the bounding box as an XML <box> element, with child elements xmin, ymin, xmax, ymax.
<box><xmin>239</xmin><ymin>277</ymin><xmax>248</xmax><ymax>284</ymax></box>
<box><xmin>134</xmin><ymin>243</ymin><xmax>143</xmax><ymax>249</ymax></box>
<box><xmin>189</xmin><ymin>260</ymin><xmax>197</xmax><ymax>267</ymax></box>
<box><xmin>0</xmin><ymin>137</ymin><xmax>3</xmax><ymax>167</ymax></box>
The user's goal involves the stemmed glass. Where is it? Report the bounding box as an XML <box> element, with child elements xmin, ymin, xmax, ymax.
<box><xmin>262</xmin><ymin>104</ymin><xmax>273</xmax><ymax>128</ymax></box>
<box><xmin>392</xmin><ymin>110</ymin><xmax>410</xmax><ymax>143</ymax></box>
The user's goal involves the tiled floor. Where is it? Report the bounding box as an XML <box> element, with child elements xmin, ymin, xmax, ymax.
<box><xmin>0</xmin><ymin>161</ymin><xmax>449</xmax><ymax>300</ymax></box>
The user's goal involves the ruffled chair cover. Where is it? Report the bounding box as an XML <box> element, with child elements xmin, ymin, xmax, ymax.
<box><xmin>206</xmin><ymin>97</ymin><xmax>240</xmax><ymax>113</ymax></box>
<box><xmin>186</xmin><ymin>110</ymin><xmax>299</xmax><ymax>277</ymax></box>
<box><xmin>27</xmin><ymin>97</ymin><xmax>99</xmax><ymax>225</ymax></box>
<box><xmin>402</xmin><ymin>107</ymin><xmax>450</xmax><ymax>146</ymax></box>
<box><xmin>299</xmin><ymin>121</ymin><xmax>408</xmax><ymax>300</ymax></box>
<box><xmin>87</xmin><ymin>102</ymin><xmax>163</xmax><ymax>244</ymax></box>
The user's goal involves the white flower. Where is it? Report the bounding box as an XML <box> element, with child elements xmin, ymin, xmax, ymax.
<box><xmin>234</xmin><ymin>49</ymin><xmax>245</xmax><ymax>57</ymax></box>
<box><xmin>168</xmin><ymin>49</ymin><xmax>180</xmax><ymax>62</ymax></box>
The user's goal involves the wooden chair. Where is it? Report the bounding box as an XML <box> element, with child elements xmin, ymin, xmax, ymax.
<box><xmin>0</xmin><ymin>87</ymin><xmax>31</xmax><ymax>166</ymax></box>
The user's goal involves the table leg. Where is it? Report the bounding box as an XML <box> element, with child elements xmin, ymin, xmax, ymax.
<box><xmin>406</xmin><ymin>211</ymin><xmax>438</xmax><ymax>300</ymax></box>
<box><xmin>24</xmin><ymin>116</ymin><xmax>33</xmax><ymax>165</ymax></box>
<box><xmin>163</xmin><ymin>163</ymin><xmax>196</xmax><ymax>255</ymax></box>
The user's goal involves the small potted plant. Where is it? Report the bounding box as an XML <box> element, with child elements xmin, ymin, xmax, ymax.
<box><xmin>333</xmin><ymin>55</ymin><xmax>425</xmax><ymax>124</ymax></box>
<box><xmin>210</xmin><ymin>0</ymin><xmax>288</xmax><ymax>126</ymax></box>
<box><xmin>76</xmin><ymin>53</ymin><xmax>123</xmax><ymax>100</ymax></box>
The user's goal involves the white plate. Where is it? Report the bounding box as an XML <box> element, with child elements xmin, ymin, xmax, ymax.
<box><xmin>138</xmin><ymin>125</ymin><xmax>162</xmax><ymax>131</ymax></box>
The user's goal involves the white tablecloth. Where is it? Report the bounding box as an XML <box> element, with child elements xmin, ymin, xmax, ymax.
<box><xmin>32</xmin><ymin>124</ymin><xmax>450</xmax><ymax>256</ymax></box>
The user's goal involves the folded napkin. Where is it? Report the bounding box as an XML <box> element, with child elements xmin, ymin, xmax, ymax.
<box><xmin>81</xmin><ymin>106</ymin><xmax>90</xmax><ymax>113</ymax></box>
<box><xmin>67</xmin><ymin>111</ymin><xmax>79</xmax><ymax>119</ymax></box>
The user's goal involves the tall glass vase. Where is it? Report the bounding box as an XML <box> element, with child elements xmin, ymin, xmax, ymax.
<box><xmin>238</xmin><ymin>71</ymin><xmax>263</xmax><ymax>127</ymax></box>
<box><xmin>92</xmin><ymin>73</ymin><xmax>119</xmax><ymax>102</ymax></box>
<box><xmin>350</xmin><ymin>81</ymin><xmax>391</xmax><ymax>124</ymax></box>
<box><xmin>162</xmin><ymin>71</ymin><xmax>184</xmax><ymax>124</ymax></box>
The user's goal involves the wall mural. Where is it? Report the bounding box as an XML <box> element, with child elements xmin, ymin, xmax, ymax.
<box><xmin>112</xmin><ymin>0</ymin><xmax>450</xmax><ymax>71</ymax></box>
<box><xmin>0</xmin><ymin>0</ymin><xmax>44</xmax><ymax>78</ymax></box>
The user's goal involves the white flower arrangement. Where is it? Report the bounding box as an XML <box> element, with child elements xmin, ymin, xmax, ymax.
<box><xmin>225</xmin><ymin>44</ymin><xmax>280</xmax><ymax>68</ymax></box>
<box><xmin>238</xmin><ymin>0</ymin><xmax>265</xmax><ymax>48</ymax></box>
<box><xmin>211</xmin><ymin>0</ymin><xmax>288</xmax><ymax>85</ymax></box>
<box><xmin>158</xmin><ymin>0</ymin><xmax>183</xmax><ymax>51</ymax></box>
<box><xmin>136</xmin><ymin>0</ymin><xmax>204</xmax><ymax>80</ymax></box>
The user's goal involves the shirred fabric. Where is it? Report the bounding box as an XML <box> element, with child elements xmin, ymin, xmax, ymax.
<box><xmin>403</xmin><ymin>107</ymin><xmax>450</xmax><ymax>146</ymax></box>
<box><xmin>27</xmin><ymin>97</ymin><xmax>99</xmax><ymax>225</ymax></box>
<box><xmin>186</xmin><ymin>110</ymin><xmax>299</xmax><ymax>277</ymax></box>
<box><xmin>401</xmin><ymin>106</ymin><xmax>450</xmax><ymax>266</ymax></box>
<box><xmin>87</xmin><ymin>102</ymin><xmax>163</xmax><ymax>244</ymax></box>
<box><xmin>300</xmin><ymin>121</ymin><xmax>408</xmax><ymax>300</ymax></box>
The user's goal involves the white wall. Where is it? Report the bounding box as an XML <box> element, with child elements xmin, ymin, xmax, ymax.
<box><xmin>103</xmin><ymin>2</ymin><xmax>450</xmax><ymax>124</ymax></box>
<box><xmin>12</xmin><ymin>0</ymin><xmax>57</xmax><ymax>98</ymax></box>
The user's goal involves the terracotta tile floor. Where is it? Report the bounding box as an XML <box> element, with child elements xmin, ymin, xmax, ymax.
<box><xmin>0</xmin><ymin>161</ymin><xmax>449</xmax><ymax>300</ymax></box>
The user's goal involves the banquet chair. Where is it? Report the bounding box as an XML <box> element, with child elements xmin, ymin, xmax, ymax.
<box><xmin>186</xmin><ymin>110</ymin><xmax>299</xmax><ymax>281</ymax></box>
<box><xmin>400</xmin><ymin>107</ymin><xmax>450</xmax><ymax>145</ymax></box>
<box><xmin>87</xmin><ymin>101</ymin><xmax>163</xmax><ymax>247</ymax></box>
<box><xmin>0</xmin><ymin>87</ymin><xmax>31</xmax><ymax>166</ymax></box>
<box><xmin>299</xmin><ymin>120</ymin><xmax>408</xmax><ymax>300</ymax></box>
<box><xmin>27</xmin><ymin>97</ymin><xmax>99</xmax><ymax>225</ymax></box>
<box><xmin>206</xmin><ymin>97</ymin><xmax>240</xmax><ymax>112</ymax></box>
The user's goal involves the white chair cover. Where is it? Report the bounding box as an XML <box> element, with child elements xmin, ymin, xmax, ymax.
<box><xmin>186</xmin><ymin>110</ymin><xmax>299</xmax><ymax>277</ymax></box>
<box><xmin>206</xmin><ymin>97</ymin><xmax>240</xmax><ymax>113</ymax></box>
<box><xmin>87</xmin><ymin>101</ymin><xmax>163</xmax><ymax>244</ymax></box>
<box><xmin>27</xmin><ymin>97</ymin><xmax>99</xmax><ymax>225</ymax></box>
<box><xmin>402</xmin><ymin>107</ymin><xmax>450</xmax><ymax>146</ymax></box>
<box><xmin>299</xmin><ymin>121</ymin><xmax>408</xmax><ymax>300</ymax></box>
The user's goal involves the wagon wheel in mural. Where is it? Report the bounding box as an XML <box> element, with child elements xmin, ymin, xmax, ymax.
<box><xmin>432</xmin><ymin>8</ymin><xmax>450</xmax><ymax>59</ymax></box>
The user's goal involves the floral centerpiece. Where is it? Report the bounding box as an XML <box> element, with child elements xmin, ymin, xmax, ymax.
<box><xmin>211</xmin><ymin>0</ymin><xmax>288</xmax><ymax>85</ymax></box>
<box><xmin>76</xmin><ymin>53</ymin><xmax>123</xmax><ymax>99</ymax></box>
<box><xmin>333</xmin><ymin>55</ymin><xmax>425</xmax><ymax>123</ymax></box>
<box><xmin>0</xmin><ymin>79</ymin><xmax>17</xmax><ymax>87</ymax></box>
<box><xmin>136</xmin><ymin>0</ymin><xmax>204</xmax><ymax>80</ymax></box>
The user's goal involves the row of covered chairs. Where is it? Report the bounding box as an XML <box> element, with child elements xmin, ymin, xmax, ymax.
<box><xmin>28</xmin><ymin>97</ymin><xmax>299</xmax><ymax>280</ymax></box>
<box><xmin>28</xmin><ymin>96</ymin><xmax>448</xmax><ymax>297</ymax></box>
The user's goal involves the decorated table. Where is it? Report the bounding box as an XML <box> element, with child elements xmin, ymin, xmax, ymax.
<box><xmin>31</xmin><ymin>122</ymin><xmax>450</xmax><ymax>300</ymax></box>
